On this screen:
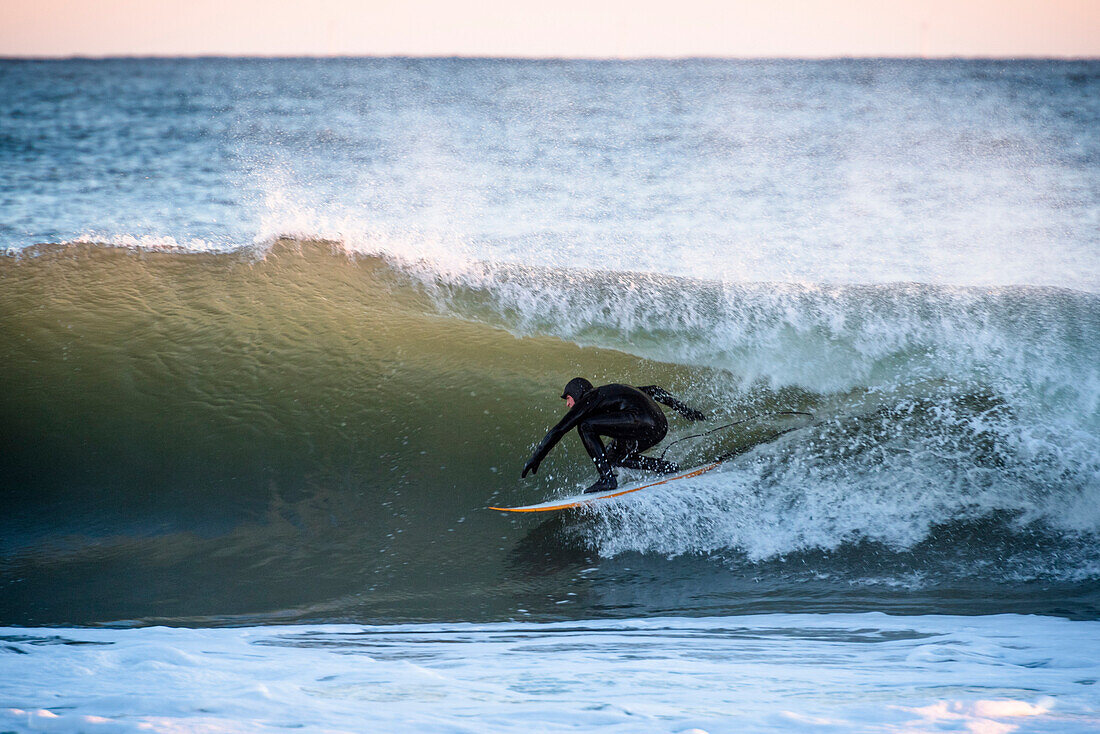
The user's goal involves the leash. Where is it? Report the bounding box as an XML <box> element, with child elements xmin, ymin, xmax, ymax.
<box><xmin>658</xmin><ymin>410</ymin><xmax>815</xmax><ymax>462</ymax></box>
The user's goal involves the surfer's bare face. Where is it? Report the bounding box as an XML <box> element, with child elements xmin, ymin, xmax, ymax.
<box><xmin>565</xmin><ymin>395</ymin><xmax>576</xmax><ymax>409</ymax></box>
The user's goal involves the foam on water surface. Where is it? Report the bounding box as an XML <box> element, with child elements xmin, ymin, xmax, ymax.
<box><xmin>2</xmin><ymin>614</ymin><xmax>1098</xmax><ymax>733</ymax></box>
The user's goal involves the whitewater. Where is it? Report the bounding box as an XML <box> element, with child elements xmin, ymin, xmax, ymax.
<box><xmin>2</xmin><ymin>58</ymin><xmax>1099</xmax><ymax>731</ymax></box>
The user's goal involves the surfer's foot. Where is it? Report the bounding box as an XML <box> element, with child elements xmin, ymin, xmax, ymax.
<box><xmin>584</xmin><ymin>475</ymin><xmax>618</xmax><ymax>494</ymax></box>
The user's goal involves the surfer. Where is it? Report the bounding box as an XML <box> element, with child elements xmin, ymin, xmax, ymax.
<box><xmin>521</xmin><ymin>378</ymin><xmax>707</xmax><ymax>493</ymax></box>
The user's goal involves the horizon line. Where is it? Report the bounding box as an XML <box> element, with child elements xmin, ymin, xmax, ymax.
<box><xmin>4</xmin><ymin>53</ymin><xmax>1099</xmax><ymax>62</ymax></box>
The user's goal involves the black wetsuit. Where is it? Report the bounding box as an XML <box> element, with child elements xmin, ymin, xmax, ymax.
<box><xmin>522</xmin><ymin>383</ymin><xmax>706</xmax><ymax>492</ymax></box>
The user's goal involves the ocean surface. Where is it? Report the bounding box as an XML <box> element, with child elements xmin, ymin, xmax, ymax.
<box><xmin>2</xmin><ymin>58</ymin><xmax>1099</xmax><ymax>731</ymax></box>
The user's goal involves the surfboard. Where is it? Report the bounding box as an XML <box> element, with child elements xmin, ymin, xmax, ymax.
<box><xmin>488</xmin><ymin>461</ymin><xmax>723</xmax><ymax>513</ymax></box>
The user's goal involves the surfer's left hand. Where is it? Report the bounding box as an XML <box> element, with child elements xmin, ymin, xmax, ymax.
<box><xmin>522</xmin><ymin>456</ymin><xmax>540</xmax><ymax>478</ymax></box>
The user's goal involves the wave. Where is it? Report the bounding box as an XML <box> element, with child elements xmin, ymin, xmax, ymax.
<box><xmin>2</xmin><ymin>238</ymin><xmax>1099</xmax><ymax>623</ymax></box>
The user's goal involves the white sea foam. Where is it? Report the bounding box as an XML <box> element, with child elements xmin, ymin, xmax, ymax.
<box><xmin>70</xmin><ymin>232</ymin><xmax>234</xmax><ymax>254</ymax></box>
<box><xmin>581</xmin><ymin>449</ymin><xmax>1096</xmax><ymax>563</ymax></box>
<box><xmin>1</xmin><ymin>614</ymin><xmax>1098</xmax><ymax>733</ymax></box>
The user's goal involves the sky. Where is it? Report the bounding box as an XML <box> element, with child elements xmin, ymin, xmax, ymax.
<box><xmin>2</xmin><ymin>0</ymin><xmax>1099</xmax><ymax>58</ymax></box>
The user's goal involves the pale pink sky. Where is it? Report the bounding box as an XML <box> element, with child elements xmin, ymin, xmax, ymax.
<box><xmin>2</xmin><ymin>0</ymin><xmax>1099</xmax><ymax>58</ymax></box>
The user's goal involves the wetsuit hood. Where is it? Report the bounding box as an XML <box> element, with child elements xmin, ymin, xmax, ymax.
<box><xmin>561</xmin><ymin>377</ymin><xmax>593</xmax><ymax>402</ymax></box>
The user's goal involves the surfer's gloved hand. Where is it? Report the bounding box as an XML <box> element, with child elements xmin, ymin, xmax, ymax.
<box><xmin>522</xmin><ymin>455</ymin><xmax>541</xmax><ymax>477</ymax></box>
<box><xmin>682</xmin><ymin>407</ymin><xmax>707</xmax><ymax>422</ymax></box>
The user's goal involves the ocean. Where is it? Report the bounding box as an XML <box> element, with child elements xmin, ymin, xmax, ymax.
<box><xmin>1</xmin><ymin>57</ymin><xmax>1099</xmax><ymax>731</ymax></box>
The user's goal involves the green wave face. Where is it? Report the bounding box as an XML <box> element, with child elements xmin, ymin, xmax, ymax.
<box><xmin>1</xmin><ymin>241</ymin><xmax>703</xmax><ymax>502</ymax></box>
<box><xmin>0</xmin><ymin>242</ymin><xmax>718</xmax><ymax>624</ymax></box>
